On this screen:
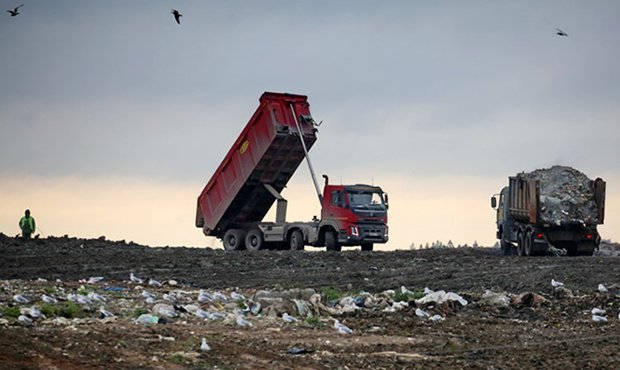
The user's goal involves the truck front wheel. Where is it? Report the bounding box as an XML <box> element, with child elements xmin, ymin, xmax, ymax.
<box><xmin>245</xmin><ymin>229</ymin><xmax>264</xmax><ymax>252</ymax></box>
<box><xmin>223</xmin><ymin>229</ymin><xmax>246</xmax><ymax>251</ymax></box>
<box><xmin>289</xmin><ymin>230</ymin><xmax>304</xmax><ymax>251</ymax></box>
<box><xmin>325</xmin><ymin>230</ymin><xmax>341</xmax><ymax>252</ymax></box>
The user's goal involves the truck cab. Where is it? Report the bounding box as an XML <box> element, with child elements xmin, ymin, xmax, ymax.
<box><xmin>319</xmin><ymin>181</ymin><xmax>389</xmax><ymax>251</ymax></box>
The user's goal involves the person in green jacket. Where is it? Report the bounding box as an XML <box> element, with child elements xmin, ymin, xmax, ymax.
<box><xmin>19</xmin><ymin>209</ymin><xmax>36</xmax><ymax>240</ymax></box>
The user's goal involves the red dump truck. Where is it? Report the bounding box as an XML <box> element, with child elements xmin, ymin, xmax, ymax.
<box><xmin>196</xmin><ymin>92</ymin><xmax>389</xmax><ymax>251</ymax></box>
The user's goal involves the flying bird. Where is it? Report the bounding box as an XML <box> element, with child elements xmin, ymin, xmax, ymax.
<box><xmin>556</xmin><ymin>28</ymin><xmax>568</xmax><ymax>37</ymax></box>
<box><xmin>6</xmin><ymin>4</ymin><xmax>23</xmax><ymax>17</ymax></box>
<box><xmin>171</xmin><ymin>9</ymin><xmax>182</xmax><ymax>24</ymax></box>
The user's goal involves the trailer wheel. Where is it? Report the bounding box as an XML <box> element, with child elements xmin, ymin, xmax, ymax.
<box><xmin>245</xmin><ymin>229</ymin><xmax>264</xmax><ymax>252</ymax></box>
<box><xmin>325</xmin><ymin>230</ymin><xmax>341</xmax><ymax>252</ymax></box>
<box><xmin>517</xmin><ymin>233</ymin><xmax>525</xmax><ymax>256</ymax></box>
<box><xmin>524</xmin><ymin>231</ymin><xmax>533</xmax><ymax>256</ymax></box>
<box><xmin>361</xmin><ymin>243</ymin><xmax>373</xmax><ymax>251</ymax></box>
<box><xmin>223</xmin><ymin>229</ymin><xmax>246</xmax><ymax>251</ymax></box>
<box><xmin>289</xmin><ymin>230</ymin><xmax>305</xmax><ymax>251</ymax></box>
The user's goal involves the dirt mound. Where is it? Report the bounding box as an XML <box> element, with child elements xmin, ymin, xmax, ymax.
<box><xmin>0</xmin><ymin>235</ymin><xmax>619</xmax><ymax>369</ymax></box>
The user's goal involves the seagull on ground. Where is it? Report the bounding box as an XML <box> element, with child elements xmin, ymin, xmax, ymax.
<box><xmin>236</xmin><ymin>315</ymin><xmax>252</xmax><ymax>328</ymax></box>
<box><xmin>200</xmin><ymin>338</ymin><xmax>211</xmax><ymax>352</ymax></box>
<box><xmin>99</xmin><ymin>307</ymin><xmax>115</xmax><ymax>319</ymax></box>
<box><xmin>230</xmin><ymin>291</ymin><xmax>245</xmax><ymax>301</ymax></box>
<box><xmin>598</xmin><ymin>284</ymin><xmax>608</xmax><ymax>293</ymax></box>
<box><xmin>556</xmin><ymin>28</ymin><xmax>568</xmax><ymax>37</ymax></box>
<box><xmin>592</xmin><ymin>315</ymin><xmax>607</xmax><ymax>323</ymax></box>
<box><xmin>6</xmin><ymin>5</ymin><xmax>23</xmax><ymax>17</ymax></box>
<box><xmin>87</xmin><ymin>292</ymin><xmax>106</xmax><ymax>302</ymax></box>
<box><xmin>415</xmin><ymin>308</ymin><xmax>430</xmax><ymax>318</ymax></box>
<box><xmin>171</xmin><ymin>9</ymin><xmax>182</xmax><ymax>24</ymax></box>
<box><xmin>18</xmin><ymin>315</ymin><xmax>33</xmax><ymax>326</ymax></box>
<box><xmin>591</xmin><ymin>307</ymin><xmax>606</xmax><ymax>316</ymax></box>
<box><xmin>197</xmin><ymin>290</ymin><xmax>213</xmax><ymax>302</ymax></box>
<box><xmin>429</xmin><ymin>314</ymin><xmax>444</xmax><ymax>323</ymax></box>
<box><xmin>148</xmin><ymin>278</ymin><xmax>162</xmax><ymax>287</ymax></box>
<box><xmin>141</xmin><ymin>290</ymin><xmax>157</xmax><ymax>300</ymax></box>
<box><xmin>87</xmin><ymin>276</ymin><xmax>104</xmax><ymax>284</ymax></box>
<box><xmin>28</xmin><ymin>306</ymin><xmax>44</xmax><ymax>319</ymax></box>
<box><xmin>333</xmin><ymin>319</ymin><xmax>353</xmax><ymax>334</ymax></box>
<box><xmin>551</xmin><ymin>279</ymin><xmax>564</xmax><ymax>288</ymax></box>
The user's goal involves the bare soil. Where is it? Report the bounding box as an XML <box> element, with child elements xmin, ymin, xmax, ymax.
<box><xmin>1</xmin><ymin>234</ymin><xmax>619</xmax><ymax>369</ymax></box>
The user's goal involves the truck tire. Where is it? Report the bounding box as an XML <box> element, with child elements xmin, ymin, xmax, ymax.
<box><xmin>361</xmin><ymin>243</ymin><xmax>373</xmax><ymax>251</ymax></box>
<box><xmin>289</xmin><ymin>230</ymin><xmax>305</xmax><ymax>251</ymax></box>
<box><xmin>517</xmin><ymin>233</ymin><xmax>525</xmax><ymax>256</ymax></box>
<box><xmin>223</xmin><ymin>229</ymin><xmax>246</xmax><ymax>251</ymax></box>
<box><xmin>245</xmin><ymin>229</ymin><xmax>264</xmax><ymax>252</ymax></box>
<box><xmin>325</xmin><ymin>230</ymin><xmax>341</xmax><ymax>252</ymax></box>
<box><xmin>524</xmin><ymin>231</ymin><xmax>533</xmax><ymax>256</ymax></box>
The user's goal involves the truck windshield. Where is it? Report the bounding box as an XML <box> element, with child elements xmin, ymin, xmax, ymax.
<box><xmin>347</xmin><ymin>191</ymin><xmax>385</xmax><ymax>209</ymax></box>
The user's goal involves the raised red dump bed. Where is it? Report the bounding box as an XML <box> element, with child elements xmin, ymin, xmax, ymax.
<box><xmin>196</xmin><ymin>92</ymin><xmax>317</xmax><ymax>237</ymax></box>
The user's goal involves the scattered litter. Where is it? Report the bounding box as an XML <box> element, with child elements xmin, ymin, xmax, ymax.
<box><xmin>13</xmin><ymin>294</ymin><xmax>29</xmax><ymax>304</ymax></box>
<box><xmin>512</xmin><ymin>292</ymin><xmax>547</xmax><ymax>307</ymax></box>
<box><xmin>287</xmin><ymin>347</ymin><xmax>313</xmax><ymax>355</ymax></box>
<box><xmin>87</xmin><ymin>276</ymin><xmax>104</xmax><ymax>284</ymax></box>
<box><xmin>591</xmin><ymin>307</ymin><xmax>606</xmax><ymax>315</ymax></box>
<box><xmin>236</xmin><ymin>315</ymin><xmax>252</xmax><ymax>328</ymax></box>
<box><xmin>592</xmin><ymin>315</ymin><xmax>608</xmax><ymax>323</ymax></box>
<box><xmin>197</xmin><ymin>290</ymin><xmax>213</xmax><ymax>303</ymax></box>
<box><xmin>135</xmin><ymin>314</ymin><xmax>159</xmax><ymax>325</ymax></box>
<box><xmin>141</xmin><ymin>290</ymin><xmax>156</xmax><ymax>300</ymax></box>
<box><xmin>415</xmin><ymin>290</ymin><xmax>468</xmax><ymax>306</ymax></box>
<box><xmin>480</xmin><ymin>290</ymin><xmax>511</xmax><ymax>308</ymax></box>
<box><xmin>152</xmin><ymin>304</ymin><xmax>177</xmax><ymax>318</ymax></box>
<box><xmin>282</xmin><ymin>313</ymin><xmax>298</xmax><ymax>323</ymax></box>
<box><xmin>129</xmin><ymin>273</ymin><xmax>143</xmax><ymax>284</ymax></box>
<box><xmin>168</xmin><ymin>280</ymin><xmax>178</xmax><ymax>286</ymax></box>
<box><xmin>28</xmin><ymin>306</ymin><xmax>44</xmax><ymax>319</ymax></box>
<box><xmin>230</xmin><ymin>292</ymin><xmax>245</xmax><ymax>301</ymax></box>
<box><xmin>99</xmin><ymin>307</ymin><xmax>114</xmax><ymax>319</ymax></box>
<box><xmin>18</xmin><ymin>315</ymin><xmax>33</xmax><ymax>326</ymax></box>
<box><xmin>415</xmin><ymin>308</ymin><xmax>430</xmax><ymax>318</ymax></box>
<box><xmin>429</xmin><ymin>314</ymin><xmax>444</xmax><ymax>323</ymax></box>
<box><xmin>41</xmin><ymin>294</ymin><xmax>57</xmax><ymax>304</ymax></box>
<box><xmin>200</xmin><ymin>338</ymin><xmax>211</xmax><ymax>352</ymax></box>
<box><xmin>87</xmin><ymin>292</ymin><xmax>106</xmax><ymax>302</ymax></box>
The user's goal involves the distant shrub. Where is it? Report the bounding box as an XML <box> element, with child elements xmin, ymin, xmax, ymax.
<box><xmin>60</xmin><ymin>301</ymin><xmax>82</xmax><ymax>318</ymax></box>
<box><xmin>41</xmin><ymin>304</ymin><xmax>60</xmax><ymax>317</ymax></box>
<box><xmin>322</xmin><ymin>287</ymin><xmax>343</xmax><ymax>301</ymax></box>
<box><xmin>2</xmin><ymin>306</ymin><xmax>20</xmax><ymax>318</ymax></box>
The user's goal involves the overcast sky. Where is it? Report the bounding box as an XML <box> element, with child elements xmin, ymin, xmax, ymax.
<box><xmin>1</xmin><ymin>1</ymin><xmax>619</xmax><ymax>248</ymax></box>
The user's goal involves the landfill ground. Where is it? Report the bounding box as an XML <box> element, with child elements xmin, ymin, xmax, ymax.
<box><xmin>0</xmin><ymin>234</ymin><xmax>619</xmax><ymax>370</ymax></box>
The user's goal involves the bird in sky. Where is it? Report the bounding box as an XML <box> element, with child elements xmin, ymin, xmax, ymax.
<box><xmin>171</xmin><ymin>9</ymin><xmax>182</xmax><ymax>25</ymax></box>
<box><xmin>556</xmin><ymin>28</ymin><xmax>568</xmax><ymax>37</ymax></box>
<box><xmin>6</xmin><ymin>4</ymin><xmax>23</xmax><ymax>17</ymax></box>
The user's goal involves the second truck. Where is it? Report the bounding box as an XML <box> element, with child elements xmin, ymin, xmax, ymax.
<box><xmin>195</xmin><ymin>92</ymin><xmax>389</xmax><ymax>251</ymax></box>
<box><xmin>491</xmin><ymin>166</ymin><xmax>605</xmax><ymax>256</ymax></box>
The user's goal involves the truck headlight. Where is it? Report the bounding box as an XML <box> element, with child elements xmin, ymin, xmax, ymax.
<box><xmin>350</xmin><ymin>226</ymin><xmax>359</xmax><ymax>236</ymax></box>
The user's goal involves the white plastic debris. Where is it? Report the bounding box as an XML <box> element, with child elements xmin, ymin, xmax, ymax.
<box><xmin>282</xmin><ymin>313</ymin><xmax>298</xmax><ymax>323</ymax></box>
<box><xmin>41</xmin><ymin>294</ymin><xmax>57</xmax><ymax>304</ymax></box>
<box><xmin>423</xmin><ymin>287</ymin><xmax>434</xmax><ymax>295</ymax></box>
<box><xmin>13</xmin><ymin>294</ymin><xmax>29</xmax><ymax>304</ymax></box>
<box><xmin>333</xmin><ymin>319</ymin><xmax>353</xmax><ymax>334</ymax></box>
<box><xmin>141</xmin><ymin>290</ymin><xmax>156</xmax><ymax>300</ymax></box>
<box><xmin>598</xmin><ymin>284</ymin><xmax>608</xmax><ymax>293</ymax></box>
<box><xmin>194</xmin><ymin>308</ymin><xmax>211</xmax><ymax>319</ymax></box>
<box><xmin>153</xmin><ymin>304</ymin><xmax>177</xmax><ymax>318</ymax></box>
<box><xmin>197</xmin><ymin>290</ymin><xmax>213</xmax><ymax>303</ymax></box>
<box><xmin>230</xmin><ymin>292</ymin><xmax>245</xmax><ymax>301</ymax></box>
<box><xmin>200</xmin><ymin>338</ymin><xmax>211</xmax><ymax>352</ymax></box>
<box><xmin>76</xmin><ymin>295</ymin><xmax>93</xmax><ymax>306</ymax></box>
<box><xmin>415</xmin><ymin>308</ymin><xmax>430</xmax><ymax>318</ymax></box>
<box><xmin>591</xmin><ymin>307</ymin><xmax>606</xmax><ymax>315</ymax></box>
<box><xmin>130</xmin><ymin>272</ymin><xmax>143</xmax><ymax>284</ymax></box>
<box><xmin>18</xmin><ymin>315</ymin><xmax>33</xmax><ymax>326</ymax></box>
<box><xmin>592</xmin><ymin>315</ymin><xmax>608</xmax><ymax>323</ymax></box>
<box><xmin>236</xmin><ymin>315</ymin><xmax>252</xmax><ymax>328</ymax></box>
<box><xmin>99</xmin><ymin>307</ymin><xmax>114</xmax><ymax>319</ymax></box>
<box><xmin>480</xmin><ymin>290</ymin><xmax>511</xmax><ymax>308</ymax></box>
<box><xmin>28</xmin><ymin>306</ymin><xmax>44</xmax><ymax>319</ymax></box>
<box><xmin>87</xmin><ymin>292</ymin><xmax>106</xmax><ymax>302</ymax></box>
<box><xmin>212</xmin><ymin>291</ymin><xmax>228</xmax><ymax>302</ymax></box>
<box><xmin>429</xmin><ymin>314</ymin><xmax>444</xmax><ymax>323</ymax></box>
<box><xmin>415</xmin><ymin>290</ymin><xmax>468</xmax><ymax>306</ymax></box>
<box><xmin>87</xmin><ymin>276</ymin><xmax>104</xmax><ymax>284</ymax></box>
<box><xmin>551</xmin><ymin>279</ymin><xmax>564</xmax><ymax>288</ymax></box>
<box><xmin>135</xmin><ymin>314</ymin><xmax>159</xmax><ymax>324</ymax></box>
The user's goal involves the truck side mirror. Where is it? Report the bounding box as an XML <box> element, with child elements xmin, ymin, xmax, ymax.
<box><xmin>491</xmin><ymin>196</ymin><xmax>497</xmax><ymax>209</ymax></box>
<box><xmin>384</xmin><ymin>193</ymin><xmax>389</xmax><ymax>209</ymax></box>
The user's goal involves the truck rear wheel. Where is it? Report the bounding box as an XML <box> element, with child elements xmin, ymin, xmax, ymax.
<box><xmin>289</xmin><ymin>230</ymin><xmax>304</xmax><ymax>251</ymax></box>
<box><xmin>361</xmin><ymin>243</ymin><xmax>373</xmax><ymax>251</ymax></box>
<box><xmin>517</xmin><ymin>233</ymin><xmax>525</xmax><ymax>256</ymax></box>
<box><xmin>223</xmin><ymin>229</ymin><xmax>246</xmax><ymax>251</ymax></box>
<box><xmin>245</xmin><ymin>229</ymin><xmax>264</xmax><ymax>251</ymax></box>
<box><xmin>325</xmin><ymin>230</ymin><xmax>341</xmax><ymax>252</ymax></box>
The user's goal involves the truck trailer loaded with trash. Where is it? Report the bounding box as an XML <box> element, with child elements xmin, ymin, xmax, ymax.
<box><xmin>195</xmin><ymin>92</ymin><xmax>389</xmax><ymax>251</ymax></box>
<box><xmin>491</xmin><ymin>166</ymin><xmax>605</xmax><ymax>256</ymax></box>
